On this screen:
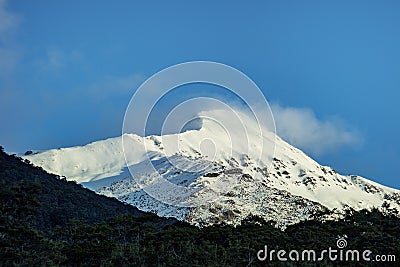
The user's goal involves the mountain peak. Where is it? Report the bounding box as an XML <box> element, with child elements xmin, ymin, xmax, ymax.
<box><xmin>23</xmin><ymin>112</ymin><xmax>400</xmax><ymax>227</ymax></box>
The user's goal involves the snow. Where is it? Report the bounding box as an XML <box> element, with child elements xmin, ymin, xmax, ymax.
<box><xmin>24</xmin><ymin>108</ymin><xmax>400</xmax><ymax>227</ymax></box>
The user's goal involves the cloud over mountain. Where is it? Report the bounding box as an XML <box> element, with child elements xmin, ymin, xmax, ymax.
<box><xmin>271</xmin><ymin>103</ymin><xmax>361</xmax><ymax>155</ymax></box>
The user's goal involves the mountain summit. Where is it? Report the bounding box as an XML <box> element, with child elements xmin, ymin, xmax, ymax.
<box><xmin>24</xmin><ymin>109</ymin><xmax>400</xmax><ymax>227</ymax></box>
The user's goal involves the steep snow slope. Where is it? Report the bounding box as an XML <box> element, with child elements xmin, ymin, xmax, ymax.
<box><xmin>24</xmin><ymin>109</ymin><xmax>400</xmax><ymax>227</ymax></box>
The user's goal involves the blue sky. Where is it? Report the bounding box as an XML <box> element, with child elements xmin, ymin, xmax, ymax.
<box><xmin>0</xmin><ymin>0</ymin><xmax>399</xmax><ymax>188</ymax></box>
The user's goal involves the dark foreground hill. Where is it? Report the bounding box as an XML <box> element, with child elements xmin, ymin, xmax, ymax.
<box><xmin>0</xmin><ymin>146</ymin><xmax>173</xmax><ymax>231</ymax></box>
<box><xmin>0</xmin><ymin>146</ymin><xmax>399</xmax><ymax>266</ymax></box>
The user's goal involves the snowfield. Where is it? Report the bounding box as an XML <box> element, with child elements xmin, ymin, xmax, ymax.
<box><xmin>24</xmin><ymin>109</ymin><xmax>400</xmax><ymax>227</ymax></box>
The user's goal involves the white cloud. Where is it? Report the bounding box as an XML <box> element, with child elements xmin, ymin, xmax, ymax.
<box><xmin>70</xmin><ymin>67</ymin><xmax>361</xmax><ymax>157</ymax></box>
<box><xmin>36</xmin><ymin>47</ymin><xmax>85</xmax><ymax>72</ymax></box>
<box><xmin>271</xmin><ymin>103</ymin><xmax>361</xmax><ymax>155</ymax></box>
<box><xmin>43</xmin><ymin>48</ymin><xmax>65</xmax><ymax>69</ymax></box>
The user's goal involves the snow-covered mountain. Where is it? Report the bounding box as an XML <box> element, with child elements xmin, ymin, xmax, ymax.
<box><xmin>24</xmin><ymin>109</ymin><xmax>400</xmax><ymax>228</ymax></box>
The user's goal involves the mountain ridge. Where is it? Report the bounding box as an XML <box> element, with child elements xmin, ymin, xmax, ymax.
<box><xmin>23</xmin><ymin>109</ymin><xmax>400</xmax><ymax>227</ymax></box>
<box><xmin>2</xmin><ymin>147</ymin><xmax>400</xmax><ymax>266</ymax></box>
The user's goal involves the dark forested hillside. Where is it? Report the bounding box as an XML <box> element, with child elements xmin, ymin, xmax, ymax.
<box><xmin>0</xmin><ymin>146</ymin><xmax>169</xmax><ymax>231</ymax></box>
<box><xmin>0</xmin><ymin>146</ymin><xmax>399</xmax><ymax>266</ymax></box>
